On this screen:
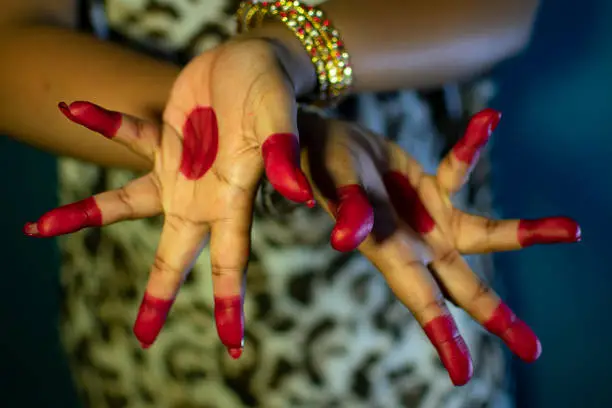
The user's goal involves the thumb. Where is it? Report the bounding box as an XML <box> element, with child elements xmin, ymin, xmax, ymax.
<box><xmin>255</xmin><ymin>67</ymin><xmax>315</xmax><ymax>207</ymax></box>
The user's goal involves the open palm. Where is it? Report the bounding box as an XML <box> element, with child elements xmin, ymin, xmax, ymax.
<box><xmin>25</xmin><ymin>39</ymin><xmax>315</xmax><ymax>357</ymax></box>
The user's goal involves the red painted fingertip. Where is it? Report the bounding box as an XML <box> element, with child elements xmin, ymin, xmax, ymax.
<box><xmin>261</xmin><ymin>133</ymin><xmax>314</xmax><ymax>205</ymax></box>
<box><xmin>23</xmin><ymin>222</ymin><xmax>40</xmax><ymax>237</ymax></box>
<box><xmin>330</xmin><ymin>185</ymin><xmax>373</xmax><ymax>252</ymax></box>
<box><xmin>228</xmin><ymin>347</ymin><xmax>243</xmax><ymax>359</ymax></box>
<box><xmin>58</xmin><ymin>101</ymin><xmax>122</xmax><ymax>139</ymax></box>
<box><xmin>518</xmin><ymin>217</ymin><xmax>581</xmax><ymax>247</ymax></box>
<box><xmin>453</xmin><ymin>108</ymin><xmax>501</xmax><ymax>164</ymax></box>
<box><xmin>423</xmin><ymin>315</ymin><xmax>474</xmax><ymax>386</ymax></box>
<box><xmin>27</xmin><ymin>197</ymin><xmax>102</xmax><ymax>237</ymax></box>
<box><xmin>133</xmin><ymin>293</ymin><xmax>175</xmax><ymax>349</ymax></box>
<box><xmin>214</xmin><ymin>296</ymin><xmax>244</xmax><ymax>354</ymax></box>
<box><xmin>484</xmin><ymin>302</ymin><xmax>542</xmax><ymax>363</ymax></box>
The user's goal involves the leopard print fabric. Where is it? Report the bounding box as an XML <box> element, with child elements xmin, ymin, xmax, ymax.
<box><xmin>58</xmin><ymin>1</ymin><xmax>512</xmax><ymax>407</ymax></box>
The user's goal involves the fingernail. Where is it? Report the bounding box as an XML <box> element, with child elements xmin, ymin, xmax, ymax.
<box><xmin>58</xmin><ymin>101</ymin><xmax>122</xmax><ymax>139</ymax></box>
<box><xmin>227</xmin><ymin>347</ymin><xmax>243</xmax><ymax>359</ymax></box>
<box><xmin>133</xmin><ymin>293</ymin><xmax>174</xmax><ymax>348</ymax></box>
<box><xmin>423</xmin><ymin>315</ymin><xmax>473</xmax><ymax>386</ymax></box>
<box><xmin>518</xmin><ymin>217</ymin><xmax>581</xmax><ymax>247</ymax></box>
<box><xmin>23</xmin><ymin>222</ymin><xmax>40</xmax><ymax>237</ymax></box>
<box><xmin>484</xmin><ymin>302</ymin><xmax>541</xmax><ymax>363</ymax></box>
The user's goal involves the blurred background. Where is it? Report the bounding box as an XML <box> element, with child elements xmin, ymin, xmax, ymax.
<box><xmin>1</xmin><ymin>0</ymin><xmax>611</xmax><ymax>407</ymax></box>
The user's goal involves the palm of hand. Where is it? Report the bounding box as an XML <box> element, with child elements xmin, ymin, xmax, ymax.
<box><xmin>25</xmin><ymin>39</ymin><xmax>313</xmax><ymax>356</ymax></box>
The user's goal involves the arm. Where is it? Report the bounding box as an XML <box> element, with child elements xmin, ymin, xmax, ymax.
<box><xmin>251</xmin><ymin>0</ymin><xmax>540</xmax><ymax>94</ymax></box>
<box><xmin>0</xmin><ymin>0</ymin><xmax>538</xmax><ymax>172</ymax></box>
<box><xmin>0</xmin><ymin>0</ymin><xmax>179</xmax><ymax>171</ymax></box>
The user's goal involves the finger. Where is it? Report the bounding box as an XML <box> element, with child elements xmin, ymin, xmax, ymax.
<box><xmin>23</xmin><ymin>175</ymin><xmax>161</xmax><ymax>237</ymax></box>
<box><xmin>454</xmin><ymin>212</ymin><xmax>582</xmax><ymax>254</ymax></box>
<box><xmin>430</xmin><ymin>251</ymin><xmax>541</xmax><ymax>362</ymax></box>
<box><xmin>209</xmin><ymin>210</ymin><xmax>253</xmax><ymax>359</ymax></box>
<box><xmin>133</xmin><ymin>215</ymin><xmax>208</xmax><ymax>349</ymax></box>
<box><xmin>251</xmin><ymin>64</ymin><xmax>314</xmax><ymax>206</ymax></box>
<box><xmin>365</xmin><ymin>239</ymin><xmax>473</xmax><ymax>386</ymax></box>
<box><xmin>304</xmin><ymin>127</ymin><xmax>374</xmax><ymax>252</ymax></box>
<box><xmin>59</xmin><ymin>101</ymin><xmax>161</xmax><ymax>161</ymax></box>
<box><xmin>437</xmin><ymin>109</ymin><xmax>501</xmax><ymax>194</ymax></box>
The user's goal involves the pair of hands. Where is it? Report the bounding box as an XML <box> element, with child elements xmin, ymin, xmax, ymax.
<box><xmin>25</xmin><ymin>38</ymin><xmax>580</xmax><ymax>386</ymax></box>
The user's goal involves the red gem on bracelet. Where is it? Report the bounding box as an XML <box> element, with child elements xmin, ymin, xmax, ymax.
<box><xmin>323</xmin><ymin>19</ymin><xmax>329</xmax><ymax>26</ymax></box>
<box><xmin>275</xmin><ymin>1</ymin><xmax>281</xmax><ymax>7</ymax></box>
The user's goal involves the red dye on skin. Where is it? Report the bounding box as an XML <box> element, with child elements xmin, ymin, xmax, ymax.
<box><xmin>518</xmin><ymin>217</ymin><xmax>581</xmax><ymax>247</ymax></box>
<box><xmin>453</xmin><ymin>108</ymin><xmax>501</xmax><ymax>164</ymax></box>
<box><xmin>383</xmin><ymin>171</ymin><xmax>435</xmax><ymax>234</ymax></box>
<box><xmin>58</xmin><ymin>101</ymin><xmax>122</xmax><ymax>139</ymax></box>
<box><xmin>23</xmin><ymin>197</ymin><xmax>102</xmax><ymax>237</ymax></box>
<box><xmin>214</xmin><ymin>296</ymin><xmax>244</xmax><ymax>359</ymax></box>
<box><xmin>261</xmin><ymin>133</ymin><xmax>314</xmax><ymax>206</ymax></box>
<box><xmin>180</xmin><ymin>106</ymin><xmax>219</xmax><ymax>180</ymax></box>
<box><xmin>484</xmin><ymin>302</ymin><xmax>542</xmax><ymax>363</ymax></box>
<box><xmin>423</xmin><ymin>315</ymin><xmax>473</xmax><ymax>386</ymax></box>
<box><xmin>329</xmin><ymin>184</ymin><xmax>373</xmax><ymax>252</ymax></box>
<box><xmin>133</xmin><ymin>293</ymin><xmax>175</xmax><ymax>349</ymax></box>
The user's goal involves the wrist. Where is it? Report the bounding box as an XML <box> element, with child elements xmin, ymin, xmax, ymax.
<box><xmin>237</xmin><ymin>21</ymin><xmax>317</xmax><ymax>98</ymax></box>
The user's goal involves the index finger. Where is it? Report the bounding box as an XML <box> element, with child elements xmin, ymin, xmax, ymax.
<box><xmin>133</xmin><ymin>214</ymin><xmax>208</xmax><ymax>348</ymax></box>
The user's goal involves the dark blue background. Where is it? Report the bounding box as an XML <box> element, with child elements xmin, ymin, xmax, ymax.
<box><xmin>491</xmin><ymin>0</ymin><xmax>612</xmax><ymax>407</ymax></box>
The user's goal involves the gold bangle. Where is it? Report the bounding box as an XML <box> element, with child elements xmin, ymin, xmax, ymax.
<box><xmin>236</xmin><ymin>0</ymin><xmax>353</xmax><ymax>104</ymax></box>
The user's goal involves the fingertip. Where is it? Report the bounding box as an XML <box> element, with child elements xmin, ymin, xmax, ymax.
<box><xmin>330</xmin><ymin>185</ymin><xmax>373</xmax><ymax>252</ymax></box>
<box><xmin>476</xmin><ymin>108</ymin><xmax>502</xmax><ymax>131</ymax></box>
<box><xmin>57</xmin><ymin>100</ymin><xmax>121</xmax><ymax>139</ymax></box>
<box><xmin>58</xmin><ymin>101</ymin><xmax>73</xmax><ymax>120</ymax></box>
<box><xmin>518</xmin><ymin>217</ymin><xmax>582</xmax><ymax>247</ymax></box>
<box><xmin>214</xmin><ymin>296</ymin><xmax>244</xmax><ymax>351</ymax></box>
<box><xmin>262</xmin><ymin>133</ymin><xmax>314</xmax><ymax>205</ymax></box>
<box><xmin>484</xmin><ymin>302</ymin><xmax>542</xmax><ymax>363</ymax></box>
<box><xmin>423</xmin><ymin>315</ymin><xmax>474</xmax><ymax>386</ymax></box>
<box><xmin>23</xmin><ymin>222</ymin><xmax>40</xmax><ymax>237</ymax></box>
<box><xmin>133</xmin><ymin>293</ymin><xmax>174</xmax><ymax>348</ymax></box>
<box><xmin>227</xmin><ymin>347</ymin><xmax>243</xmax><ymax>359</ymax></box>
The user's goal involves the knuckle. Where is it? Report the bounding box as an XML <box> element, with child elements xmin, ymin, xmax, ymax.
<box><xmin>151</xmin><ymin>255</ymin><xmax>182</xmax><ymax>279</ymax></box>
<box><xmin>210</xmin><ymin>262</ymin><xmax>242</xmax><ymax>278</ymax></box>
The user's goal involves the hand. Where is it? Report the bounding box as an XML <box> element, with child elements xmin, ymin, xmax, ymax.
<box><xmin>23</xmin><ymin>38</ymin><xmax>321</xmax><ymax>357</ymax></box>
<box><xmin>297</xmin><ymin>108</ymin><xmax>581</xmax><ymax>386</ymax></box>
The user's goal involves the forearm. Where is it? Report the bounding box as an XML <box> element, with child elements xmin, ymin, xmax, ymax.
<box><xmin>0</xmin><ymin>26</ymin><xmax>179</xmax><ymax>171</ymax></box>
<box><xmin>252</xmin><ymin>0</ymin><xmax>539</xmax><ymax>94</ymax></box>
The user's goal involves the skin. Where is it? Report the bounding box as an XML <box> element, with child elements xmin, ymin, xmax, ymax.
<box><xmin>298</xmin><ymin>109</ymin><xmax>580</xmax><ymax>385</ymax></box>
<box><xmin>3</xmin><ymin>0</ymin><xmax>554</xmax><ymax>384</ymax></box>
<box><xmin>26</xmin><ymin>107</ymin><xmax>581</xmax><ymax>385</ymax></box>
<box><xmin>0</xmin><ymin>0</ymin><xmax>539</xmax><ymax>170</ymax></box>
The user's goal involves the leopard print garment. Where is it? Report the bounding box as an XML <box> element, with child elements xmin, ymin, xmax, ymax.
<box><xmin>59</xmin><ymin>1</ymin><xmax>512</xmax><ymax>407</ymax></box>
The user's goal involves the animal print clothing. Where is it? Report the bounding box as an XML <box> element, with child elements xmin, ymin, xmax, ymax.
<box><xmin>59</xmin><ymin>1</ymin><xmax>512</xmax><ymax>407</ymax></box>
